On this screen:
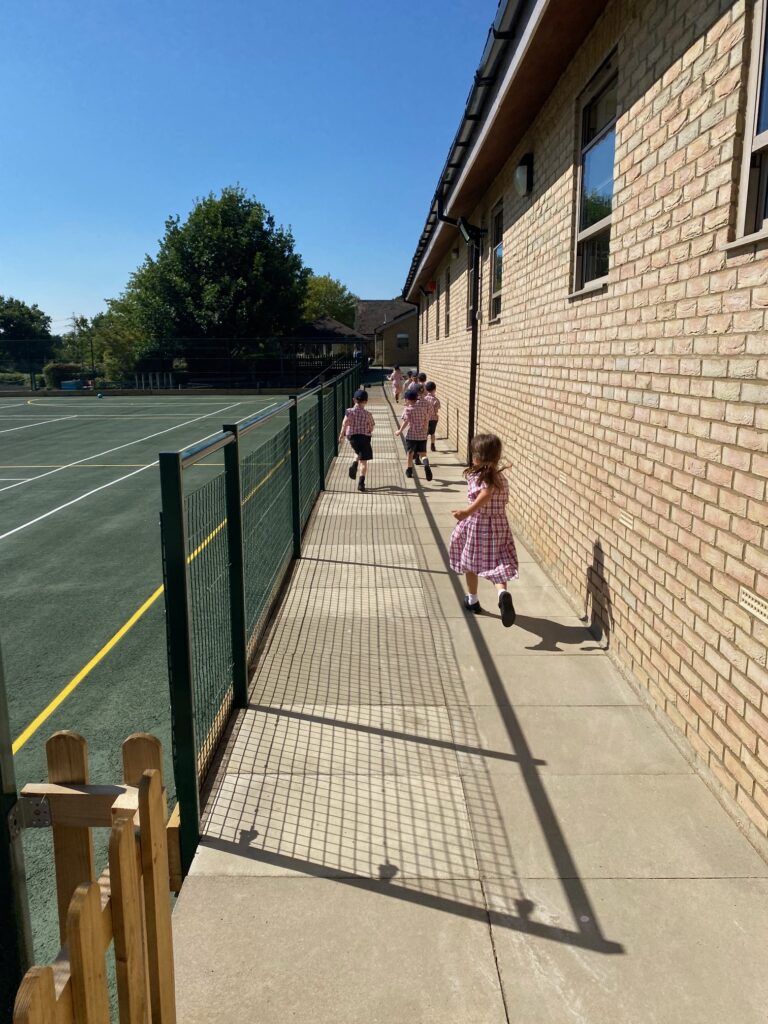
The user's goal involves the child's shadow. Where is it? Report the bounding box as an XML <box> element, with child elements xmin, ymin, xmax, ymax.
<box><xmin>479</xmin><ymin>611</ymin><xmax>601</xmax><ymax>652</ymax></box>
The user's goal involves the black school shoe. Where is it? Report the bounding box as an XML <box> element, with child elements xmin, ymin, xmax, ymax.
<box><xmin>349</xmin><ymin>460</ymin><xmax>358</xmax><ymax>479</ymax></box>
<box><xmin>499</xmin><ymin>591</ymin><xmax>516</xmax><ymax>628</ymax></box>
<box><xmin>357</xmin><ymin>477</ymin><xmax>366</xmax><ymax>492</ymax></box>
<box><xmin>405</xmin><ymin>466</ymin><xmax>413</xmax><ymax>478</ymax></box>
<box><xmin>424</xmin><ymin>462</ymin><xmax>433</xmax><ymax>482</ymax></box>
<box><xmin>463</xmin><ymin>596</ymin><xmax>481</xmax><ymax>613</ymax></box>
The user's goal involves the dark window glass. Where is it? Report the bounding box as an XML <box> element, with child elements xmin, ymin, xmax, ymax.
<box><xmin>581</xmin><ymin>130</ymin><xmax>615</xmax><ymax>228</ymax></box>
<box><xmin>584</xmin><ymin>76</ymin><xmax>617</xmax><ymax>145</ymax></box>
<box><xmin>758</xmin><ymin>19</ymin><xmax>768</xmax><ymax>134</ymax></box>
<box><xmin>582</xmin><ymin>232</ymin><xmax>610</xmax><ymax>283</ymax></box>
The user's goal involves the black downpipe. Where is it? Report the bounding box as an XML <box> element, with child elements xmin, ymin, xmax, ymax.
<box><xmin>467</xmin><ymin>239</ymin><xmax>481</xmax><ymax>460</ymax></box>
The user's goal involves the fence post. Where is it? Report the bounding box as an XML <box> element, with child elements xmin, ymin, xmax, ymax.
<box><xmin>221</xmin><ymin>426</ymin><xmax>248</xmax><ymax>709</ymax></box>
<box><xmin>288</xmin><ymin>398</ymin><xmax>302</xmax><ymax>559</ymax></box>
<box><xmin>0</xmin><ymin>640</ymin><xmax>33</xmax><ymax>1021</ymax></box>
<box><xmin>332</xmin><ymin>380</ymin><xmax>339</xmax><ymax>456</ymax></box>
<box><xmin>316</xmin><ymin>389</ymin><xmax>325</xmax><ymax>492</ymax></box>
<box><xmin>159</xmin><ymin>451</ymin><xmax>200</xmax><ymax>877</ymax></box>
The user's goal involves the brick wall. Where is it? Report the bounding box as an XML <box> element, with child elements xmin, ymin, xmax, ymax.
<box><xmin>419</xmin><ymin>0</ymin><xmax>768</xmax><ymax>847</ymax></box>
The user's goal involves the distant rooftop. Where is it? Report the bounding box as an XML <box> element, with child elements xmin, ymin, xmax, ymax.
<box><xmin>355</xmin><ymin>299</ymin><xmax>416</xmax><ymax>339</ymax></box>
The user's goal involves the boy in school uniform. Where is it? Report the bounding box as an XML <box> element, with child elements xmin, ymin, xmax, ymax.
<box><xmin>423</xmin><ymin>380</ymin><xmax>441</xmax><ymax>452</ymax></box>
<box><xmin>339</xmin><ymin>388</ymin><xmax>374</xmax><ymax>492</ymax></box>
<box><xmin>394</xmin><ymin>387</ymin><xmax>432</xmax><ymax>481</ymax></box>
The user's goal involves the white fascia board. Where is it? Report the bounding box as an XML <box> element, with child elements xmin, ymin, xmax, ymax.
<box><xmin>406</xmin><ymin>0</ymin><xmax>551</xmax><ymax>301</ymax></box>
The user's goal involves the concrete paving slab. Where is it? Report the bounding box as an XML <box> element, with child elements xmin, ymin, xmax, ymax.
<box><xmin>448</xmin><ymin>654</ymin><xmax>641</xmax><ymax>706</ymax></box>
<box><xmin>197</xmin><ymin>772</ymin><xmax>480</xmax><ymax>879</ymax></box>
<box><xmin>174</xmin><ymin>875</ymin><xmax>508</xmax><ymax>1024</ymax></box>
<box><xmin>449</xmin><ymin>705</ymin><xmax>691</xmax><ymax>775</ymax></box>
<box><xmin>485</xmin><ymin>877</ymin><xmax>768</xmax><ymax>1024</ymax></box>
<box><xmin>220</xmin><ymin>705</ymin><xmax>461</xmax><ymax>777</ymax></box>
<box><xmin>463</xmin><ymin>773</ymin><xmax>768</xmax><ymax>879</ymax></box>
<box><xmin>456</xmin><ymin>611</ymin><xmax>603</xmax><ymax>656</ymax></box>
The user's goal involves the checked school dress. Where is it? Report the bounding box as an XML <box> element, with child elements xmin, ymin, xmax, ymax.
<box><xmin>449</xmin><ymin>473</ymin><xmax>519</xmax><ymax>584</ymax></box>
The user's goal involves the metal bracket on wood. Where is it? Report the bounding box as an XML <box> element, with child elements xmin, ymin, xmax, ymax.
<box><xmin>7</xmin><ymin>796</ymin><xmax>51</xmax><ymax>839</ymax></box>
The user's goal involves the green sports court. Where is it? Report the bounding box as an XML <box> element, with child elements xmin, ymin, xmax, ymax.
<box><xmin>0</xmin><ymin>391</ymin><xmax>285</xmax><ymax>961</ymax></box>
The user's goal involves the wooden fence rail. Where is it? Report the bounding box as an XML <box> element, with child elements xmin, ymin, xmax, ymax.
<box><xmin>12</xmin><ymin>731</ymin><xmax>182</xmax><ymax>1023</ymax></box>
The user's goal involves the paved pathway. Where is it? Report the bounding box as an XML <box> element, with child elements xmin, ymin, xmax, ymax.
<box><xmin>173</xmin><ymin>386</ymin><xmax>768</xmax><ymax>1023</ymax></box>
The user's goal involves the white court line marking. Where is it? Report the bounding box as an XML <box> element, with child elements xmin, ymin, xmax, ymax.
<box><xmin>0</xmin><ymin>402</ymin><xmax>241</xmax><ymax>496</ymax></box>
<box><xmin>0</xmin><ymin>414</ymin><xmax>243</xmax><ymax>542</ymax></box>
<box><xmin>0</xmin><ymin>415</ymin><xmax>77</xmax><ymax>435</ymax></box>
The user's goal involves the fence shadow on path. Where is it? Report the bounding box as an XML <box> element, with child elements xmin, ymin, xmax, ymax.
<box><xmin>198</xmin><ymin>404</ymin><xmax>624</xmax><ymax>958</ymax></box>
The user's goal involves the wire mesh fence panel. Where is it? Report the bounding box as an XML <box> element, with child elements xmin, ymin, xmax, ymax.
<box><xmin>297</xmin><ymin>396</ymin><xmax>320</xmax><ymax>528</ymax></box>
<box><xmin>241</xmin><ymin>423</ymin><xmax>294</xmax><ymax>660</ymax></box>
<box><xmin>184</xmin><ymin>469</ymin><xmax>234</xmax><ymax>780</ymax></box>
<box><xmin>323</xmin><ymin>387</ymin><xmax>336</xmax><ymax>475</ymax></box>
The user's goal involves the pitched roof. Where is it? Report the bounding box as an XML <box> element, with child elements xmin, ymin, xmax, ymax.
<box><xmin>355</xmin><ymin>299</ymin><xmax>416</xmax><ymax>338</ymax></box>
<box><xmin>283</xmin><ymin>315</ymin><xmax>367</xmax><ymax>343</ymax></box>
<box><xmin>374</xmin><ymin>306</ymin><xmax>417</xmax><ymax>333</ymax></box>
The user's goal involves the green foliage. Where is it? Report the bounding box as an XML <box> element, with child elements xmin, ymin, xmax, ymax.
<box><xmin>57</xmin><ymin>314</ymin><xmax>99</xmax><ymax>367</ymax></box>
<box><xmin>302</xmin><ymin>274</ymin><xmax>358</xmax><ymax>328</ymax></box>
<box><xmin>89</xmin><ymin>300</ymin><xmax>148</xmax><ymax>380</ymax></box>
<box><xmin>42</xmin><ymin>362</ymin><xmax>85</xmax><ymax>388</ymax></box>
<box><xmin>0</xmin><ymin>295</ymin><xmax>54</xmax><ymax>367</ymax></box>
<box><xmin>119</xmin><ymin>186</ymin><xmax>310</xmax><ymax>350</ymax></box>
<box><xmin>0</xmin><ymin>371</ymin><xmax>27</xmax><ymax>384</ymax></box>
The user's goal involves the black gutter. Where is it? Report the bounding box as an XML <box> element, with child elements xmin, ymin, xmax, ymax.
<box><xmin>402</xmin><ymin>0</ymin><xmax>529</xmax><ymax>300</ymax></box>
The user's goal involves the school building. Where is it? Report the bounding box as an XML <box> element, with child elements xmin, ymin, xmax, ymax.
<box><xmin>405</xmin><ymin>0</ymin><xmax>768</xmax><ymax>850</ymax></box>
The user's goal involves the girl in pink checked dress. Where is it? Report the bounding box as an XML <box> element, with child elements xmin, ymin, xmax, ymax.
<box><xmin>388</xmin><ymin>365</ymin><xmax>403</xmax><ymax>403</ymax></box>
<box><xmin>450</xmin><ymin>433</ymin><xmax>518</xmax><ymax>627</ymax></box>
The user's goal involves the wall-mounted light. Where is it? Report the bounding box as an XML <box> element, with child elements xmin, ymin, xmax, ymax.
<box><xmin>457</xmin><ymin>217</ymin><xmax>486</xmax><ymax>244</ymax></box>
<box><xmin>513</xmin><ymin>153</ymin><xmax>534</xmax><ymax>197</ymax></box>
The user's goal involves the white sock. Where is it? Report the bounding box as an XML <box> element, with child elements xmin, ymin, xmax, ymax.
<box><xmin>466</xmin><ymin>593</ymin><xmax>479</xmax><ymax>605</ymax></box>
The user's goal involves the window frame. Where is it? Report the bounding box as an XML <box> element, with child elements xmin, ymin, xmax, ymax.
<box><xmin>573</xmin><ymin>54</ymin><xmax>618</xmax><ymax>292</ymax></box>
<box><xmin>435</xmin><ymin>278</ymin><xmax>441</xmax><ymax>341</ymax></box>
<box><xmin>737</xmin><ymin>0</ymin><xmax>768</xmax><ymax>237</ymax></box>
<box><xmin>424</xmin><ymin>295</ymin><xmax>429</xmax><ymax>345</ymax></box>
<box><xmin>466</xmin><ymin>248</ymin><xmax>475</xmax><ymax>330</ymax></box>
<box><xmin>489</xmin><ymin>201</ymin><xmax>504</xmax><ymax>320</ymax></box>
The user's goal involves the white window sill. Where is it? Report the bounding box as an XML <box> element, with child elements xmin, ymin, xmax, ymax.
<box><xmin>723</xmin><ymin>228</ymin><xmax>768</xmax><ymax>253</ymax></box>
<box><xmin>487</xmin><ymin>317</ymin><xmax>501</xmax><ymax>326</ymax></box>
<box><xmin>567</xmin><ymin>278</ymin><xmax>608</xmax><ymax>301</ymax></box>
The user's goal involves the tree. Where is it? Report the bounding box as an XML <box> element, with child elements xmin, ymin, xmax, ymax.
<box><xmin>120</xmin><ymin>186</ymin><xmax>310</xmax><ymax>353</ymax></box>
<box><xmin>0</xmin><ymin>295</ymin><xmax>54</xmax><ymax>368</ymax></box>
<box><xmin>90</xmin><ymin>299</ymin><xmax>149</xmax><ymax>380</ymax></box>
<box><xmin>58</xmin><ymin>315</ymin><xmax>96</xmax><ymax>367</ymax></box>
<box><xmin>302</xmin><ymin>274</ymin><xmax>358</xmax><ymax>328</ymax></box>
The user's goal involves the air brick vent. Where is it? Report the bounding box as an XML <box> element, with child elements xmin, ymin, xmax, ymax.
<box><xmin>739</xmin><ymin>586</ymin><xmax>768</xmax><ymax>626</ymax></box>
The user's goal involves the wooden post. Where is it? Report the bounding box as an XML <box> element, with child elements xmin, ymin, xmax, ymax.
<box><xmin>139</xmin><ymin>770</ymin><xmax>176</xmax><ymax>1024</ymax></box>
<box><xmin>122</xmin><ymin>734</ymin><xmax>163</xmax><ymax>787</ymax></box>
<box><xmin>109</xmin><ymin>817</ymin><xmax>149</xmax><ymax>1024</ymax></box>
<box><xmin>67</xmin><ymin>882</ymin><xmax>109</xmax><ymax>1024</ymax></box>
<box><xmin>46</xmin><ymin>733</ymin><xmax>94</xmax><ymax>944</ymax></box>
<box><xmin>12</xmin><ymin>966</ymin><xmax>56</xmax><ymax>1024</ymax></box>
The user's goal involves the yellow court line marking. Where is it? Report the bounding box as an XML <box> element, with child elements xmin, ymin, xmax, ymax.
<box><xmin>12</xmin><ymin>447</ymin><xmax>293</xmax><ymax>754</ymax></box>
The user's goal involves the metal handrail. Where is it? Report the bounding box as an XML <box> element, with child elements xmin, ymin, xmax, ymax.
<box><xmin>178</xmin><ymin>431</ymin><xmax>236</xmax><ymax>470</ymax></box>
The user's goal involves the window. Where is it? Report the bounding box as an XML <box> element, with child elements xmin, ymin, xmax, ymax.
<box><xmin>435</xmin><ymin>278</ymin><xmax>441</xmax><ymax>340</ymax></box>
<box><xmin>574</xmin><ymin>54</ymin><xmax>617</xmax><ymax>290</ymax></box>
<box><xmin>424</xmin><ymin>296</ymin><xmax>429</xmax><ymax>344</ymax></box>
<box><xmin>490</xmin><ymin>202</ymin><xmax>503</xmax><ymax>319</ymax></box>
<box><xmin>444</xmin><ymin>266</ymin><xmax>451</xmax><ymax>336</ymax></box>
<box><xmin>396</xmin><ymin>332</ymin><xmax>409</xmax><ymax>350</ymax></box>
<box><xmin>739</xmin><ymin>0</ymin><xmax>768</xmax><ymax>235</ymax></box>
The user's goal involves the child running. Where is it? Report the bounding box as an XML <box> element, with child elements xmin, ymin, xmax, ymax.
<box><xmin>394</xmin><ymin>387</ymin><xmax>433</xmax><ymax>481</ymax></box>
<box><xmin>388</xmin><ymin>365</ymin><xmax>403</xmax><ymax>403</ymax></box>
<box><xmin>450</xmin><ymin>433</ymin><xmax>518</xmax><ymax>626</ymax></box>
<box><xmin>339</xmin><ymin>388</ymin><xmax>374</xmax><ymax>492</ymax></box>
<box><xmin>423</xmin><ymin>380</ymin><xmax>441</xmax><ymax>452</ymax></box>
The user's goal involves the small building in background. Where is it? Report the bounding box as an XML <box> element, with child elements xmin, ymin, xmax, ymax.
<box><xmin>373</xmin><ymin>306</ymin><xmax>418</xmax><ymax>368</ymax></box>
<box><xmin>354</xmin><ymin>298</ymin><xmax>416</xmax><ymax>366</ymax></box>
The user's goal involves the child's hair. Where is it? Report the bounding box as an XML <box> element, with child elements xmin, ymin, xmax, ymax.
<box><xmin>425</xmin><ymin>381</ymin><xmax>436</xmax><ymax>392</ymax></box>
<box><xmin>418</xmin><ymin>372</ymin><xmax>427</xmax><ymax>382</ymax></box>
<box><xmin>465</xmin><ymin>433</ymin><xmax>505</xmax><ymax>490</ymax></box>
<box><xmin>394</xmin><ymin>364</ymin><xmax>400</xmax><ymax>370</ymax></box>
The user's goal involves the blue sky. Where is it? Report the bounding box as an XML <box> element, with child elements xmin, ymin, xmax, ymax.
<box><xmin>1</xmin><ymin>0</ymin><xmax>495</xmax><ymax>332</ymax></box>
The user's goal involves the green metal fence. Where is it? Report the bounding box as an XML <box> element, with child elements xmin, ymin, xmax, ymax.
<box><xmin>159</xmin><ymin>365</ymin><xmax>361</xmax><ymax>874</ymax></box>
